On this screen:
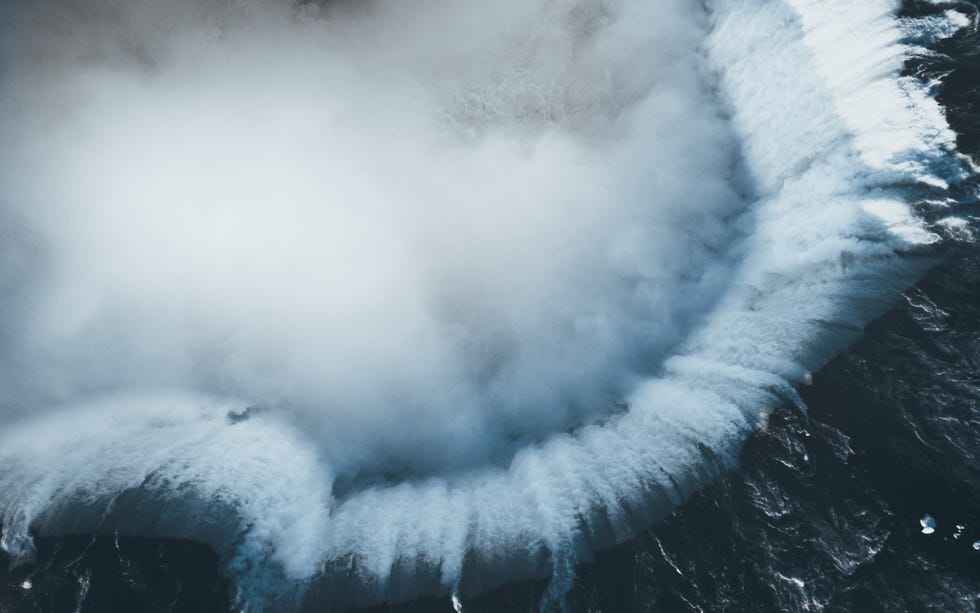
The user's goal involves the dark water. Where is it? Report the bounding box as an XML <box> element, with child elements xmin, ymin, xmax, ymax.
<box><xmin>3</xmin><ymin>2</ymin><xmax>980</xmax><ymax>611</ymax></box>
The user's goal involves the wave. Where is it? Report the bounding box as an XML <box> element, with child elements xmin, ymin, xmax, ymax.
<box><xmin>0</xmin><ymin>0</ymin><xmax>972</xmax><ymax>610</ymax></box>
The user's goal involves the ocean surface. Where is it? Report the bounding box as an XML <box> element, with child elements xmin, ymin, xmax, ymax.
<box><xmin>2</xmin><ymin>1</ymin><xmax>979</xmax><ymax>611</ymax></box>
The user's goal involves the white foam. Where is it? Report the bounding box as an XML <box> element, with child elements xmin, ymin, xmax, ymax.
<box><xmin>0</xmin><ymin>0</ymin><xmax>971</xmax><ymax>609</ymax></box>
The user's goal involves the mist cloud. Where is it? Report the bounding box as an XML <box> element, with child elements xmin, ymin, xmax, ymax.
<box><xmin>0</xmin><ymin>0</ymin><xmax>741</xmax><ymax>477</ymax></box>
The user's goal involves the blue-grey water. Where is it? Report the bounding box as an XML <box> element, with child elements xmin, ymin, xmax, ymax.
<box><xmin>2</xmin><ymin>1</ymin><xmax>979</xmax><ymax>612</ymax></box>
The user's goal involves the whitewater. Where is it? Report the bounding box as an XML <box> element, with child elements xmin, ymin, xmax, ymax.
<box><xmin>0</xmin><ymin>0</ymin><xmax>973</xmax><ymax>610</ymax></box>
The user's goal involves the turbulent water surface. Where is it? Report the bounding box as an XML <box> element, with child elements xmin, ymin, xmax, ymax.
<box><xmin>1</xmin><ymin>0</ymin><xmax>978</xmax><ymax>611</ymax></box>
